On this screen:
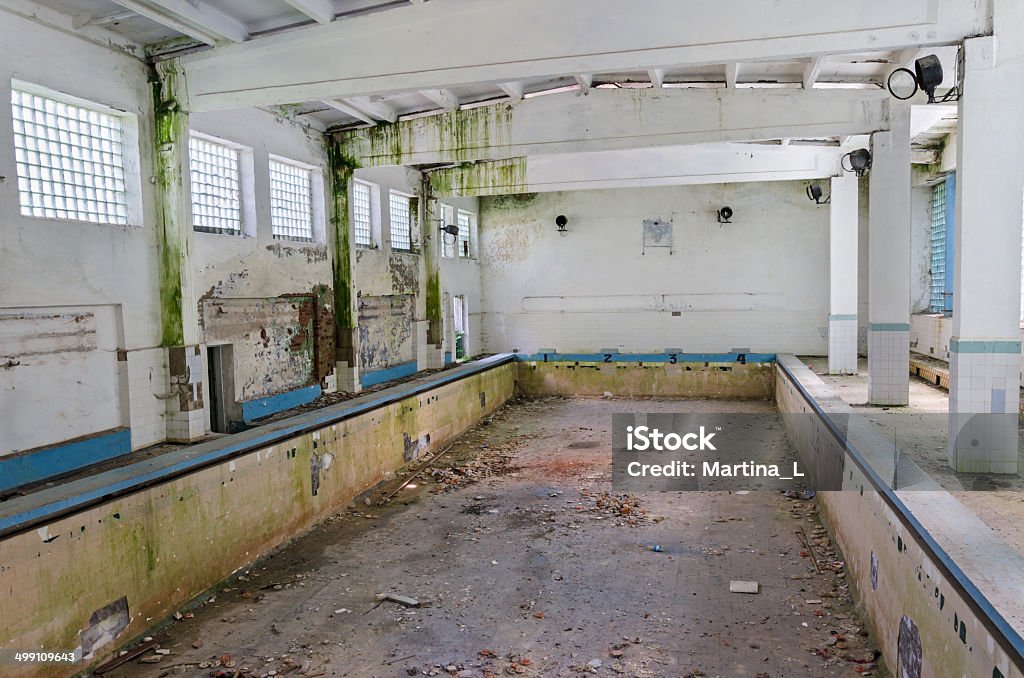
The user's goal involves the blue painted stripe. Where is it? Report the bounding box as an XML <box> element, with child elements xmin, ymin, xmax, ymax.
<box><xmin>444</xmin><ymin>352</ymin><xmax>453</xmax><ymax>366</ymax></box>
<box><xmin>868</xmin><ymin>323</ymin><xmax>911</xmax><ymax>332</ymax></box>
<box><xmin>0</xmin><ymin>353</ymin><xmax>516</xmax><ymax>538</ymax></box>
<box><xmin>776</xmin><ymin>359</ymin><xmax>1024</xmax><ymax>666</ymax></box>
<box><xmin>949</xmin><ymin>338</ymin><xmax>1021</xmax><ymax>354</ymax></box>
<box><xmin>0</xmin><ymin>429</ymin><xmax>131</xmax><ymax>494</ymax></box>
<box><xmin>828</xmin><ymin>314</ymin><xmax>857</xmax><ymax>321</ymax></box>
<box><xmin>515</xmin><ymin>352</ymin><xmax>776</xmax><ymax>364</ymax></box>
<box><xmin>360</xmin><ymin>361</ymin><xmax>418</xmax><ymax>388</ymax></box>
<box><xmin>241</xmin><ymin>385</ymin><xmax>322</xmax><ymax>422</ymax></box>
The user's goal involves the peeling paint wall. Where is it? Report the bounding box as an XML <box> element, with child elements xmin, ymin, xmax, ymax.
<box><xmin>0</xmin><ymin>307</ymin><xmax>123</xmax><ymax>454</ymax></box>
<box><xmin>0</xmin><ymin>15</ymin><xmax>162</xmax><ymax>454</ymax></box>
<box><xmin>189</xmin><ymin>108</ymin><xmax>333</xmax><ymax>405</ymax></box>
<box><xmin>479</xmin><ymin>182</ymin><xmax>829</xmax><ymax>355</ymax></box>
<box><xmin>357</xmin><ymin>295</ymin><xmax>414</xmax><ymax>371</ymax></box>
<box><xmin>203</xmin><ymin>297</ymin><xmax>315</xmax><ymax>401</ymax></box>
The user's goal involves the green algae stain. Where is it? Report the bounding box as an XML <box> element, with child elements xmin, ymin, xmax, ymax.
<box><xmin>327</xmin><ymin>140</ymin><xmax>360</xmax><ymax>331</ymax></box>
<box><xmin>427</xmin><ymin>157</ymin><xmax>527</xmax><ymax>197</ymax></box>
<box><xmin>151</xmin><ymin>60</ymin><xmax>188</xmax><ymax>347</ymax></box>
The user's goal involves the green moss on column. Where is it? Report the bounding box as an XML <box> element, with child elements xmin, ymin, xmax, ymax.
<box><xmin>327</xmin><ymin>140</ymin><xmax>360</xmax><ymax>334</ymax></box>
<box><xmin>151</xmin><ymin>60</ymin><xmax>187</xmax><ymax>347</ymax></box>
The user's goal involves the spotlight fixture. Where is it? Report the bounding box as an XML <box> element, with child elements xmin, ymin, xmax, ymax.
<box><xmin>915</xmin><ymin>54</ymin><xmax>944</xmax><ymax>103</ymax></box>
<box><xmin>806</xmin><ymin>183</ymin><xmax>830</xmax><ymax>204</ymax></box>
<box><xmin>716</xmin><ymin>206</ymin><xmax>733</xmax><ymax>224</ymax></box>
<box><xmin>841</xmin><ymin>149</ymin><xmax>872</xmax><ymax>177</ymax></box>
<box><xmin>440</xmin><ymin>224</ymin><xmax>459</xmax><ymax>237</ymax></box>
<box><xmin>886</xmin><ymin>53</ymin><xmax>956</xmax><ymax>103</ymax></box>
<box><xmin>887</xmin><ymin>67</ymin><xmax>918</xmax><ymax>100</ymax></box>
<box><xmin>555</xmin><ymin>214</ymin><xmax>568</xmax><ymax>234</ymax></box>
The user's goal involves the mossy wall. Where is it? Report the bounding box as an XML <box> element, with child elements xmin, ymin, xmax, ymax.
<box><xmin>516</xmin><ymin>361</ymin><xmax>775</xmax><ymax>400</ymax></box>
<box><xmin>0</xmin><ymin>364</ymin><xmax>517</xmax><ymax>678</ymax></box>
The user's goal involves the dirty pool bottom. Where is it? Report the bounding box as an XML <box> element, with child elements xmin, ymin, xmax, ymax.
<box><xmin>107</xmin><ymin>397</ymin><xmax>886</xmax><ymax>678</ymax></box>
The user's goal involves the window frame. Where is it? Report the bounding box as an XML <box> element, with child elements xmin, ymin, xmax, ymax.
<box><xmin>456</xmin><ymin>209</ymin><xmax>475</xmax><ymax>259</ymax></box>
<box><xmin>388</xmin><ymin>189</ymin><xmax>416</xmax><ymax>253</ymax></box>
<box><xmin>268</xmin><ymin>154</ymin><xmax>320</xmax><ymax>244</ymax></box>
<box><xmin>188</xmin><ymin>131</ymin><xmax>253</xmax><ymax>237</ymax></box>
<box><xmin>10</xmin><ymin>79</ymin><xmax>143</xmax><ymax>227</ymax></box>
<box><xmin>351</xmin><ymin>178</ymin><xmax>380</xmax><ymax>249</ymax></box>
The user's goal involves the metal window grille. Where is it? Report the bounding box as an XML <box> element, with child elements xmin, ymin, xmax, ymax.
<box><xmin>390</xmin><ymin>192</ymin><xmax>412</xmax><ymax>251</ymax></box>
<box><xmin>352</xmin><ymin>181</ymin><xmax>373</xmax><ymax>248</ymax></box>
<box><xmin>11</xmin><ymin>87</ymin><xmax>128</xmax><ymax>224</ymax></box>
<box><xmin>189</xmin><ymin>135</ymin><xmax>241</xmax><ymax>234</ymax></box>
<box><xmin>929</xmin><ymin>181</ymin><xmax>947</xmax><ymax>313</ymax></box>
<box><xmin>457</xmin><ymin>209</ymin><xmax>472</xmax><ymax>257</ymax></box>
<box><xmin>270</xmin><ymin>159</ymin><xmax>313</xmax><ymax>241</ymax></box>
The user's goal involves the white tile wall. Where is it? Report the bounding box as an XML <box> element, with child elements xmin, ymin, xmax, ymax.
<box><xmin>126</xmin><ymin>347</ymin><xmax>168</xmax><ymax>450</ymax></box>
<box><xmin>828</xmin><ymin>318</ymin><xmax>858</xmax><ymax>374</ymax></box>
<box><xmin>948</xmin><ymin>349</ymin><xmax>1020</xmax><ymax>472</ymax></box>
<box><xmin>867</xmin><ymin>329</ymin><xmax>910</xmax><ymax>405</ymax></box>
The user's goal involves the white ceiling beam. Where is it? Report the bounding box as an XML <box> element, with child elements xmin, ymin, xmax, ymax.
<box><xmin>71</xmin><ymin>9</ymin><xmax>136</xmax><ymax>28</ymax></box>
<box><xmin>724</xmin><ymin>63</ymin><xmax>740</xmax><ymax>88</ymax></box>
<box><xmin>498</xmin><ymin>82</ymin><xmax>523</xmax><ymax>100</ymax></box>
<box><xmin>282</xmin><ymin>0</ymin><xmax>334</xmax><ymax>24</ymax></box>
<box><xmin>351</xmin><ymin>96</ymin><xmax>398</xmax><ymax>123</ymax></box>
<box><xmin>648</xmin><ymin>68</ymin><xmax>664</xmax><ymax>88</ymax></box>
<box><xmin>321</xmin><ymin>98</ymin><xmax>378</xmax><ymax>125</ymax></box>
<box><xmin>180</xmin><ymin>0</ymin><xmax>987</xmax><ymax>111</ymax></box>
<box><xmin>802</xmin><ymin>56</ymin><xmax>824</xmax><ymax>89</ymax></box>
<box><xmin>339</xmin><ymin>88</ymin><xmax>891</xmax><ymax>167</ymax></box>
<box><xmin>419</xmin><ymin>88</ymin><xmax>459</xmax><ymax>111</ymax></box>
<box><xmin>427</xmin><ymin>143</ymin><xmax>842</xmax><ymax>197</ymax></box>
<box><xmin>110</xmin><ymin>0</ymin><xmax>247</xmax><ymax>45</ymax></box>
<box><xmin>893</xmin><ymin>47</ymin><xmax>921</xmax><ymax>67</ymax></box>
<box><xmin>574</xmin><ymin>74</ymin><xmax>592</xmax><ymax>95</ymax></box>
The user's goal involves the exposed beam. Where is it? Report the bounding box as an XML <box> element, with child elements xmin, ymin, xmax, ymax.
<box><xmin>71</xmin><ymin>9</ymin><xmax>136</xmax><ymax>29</ymax></box>
<box><xmin>648</xmin><ymin>68</ymin><xmax>665</xmax><ymax>88</ymax></box>
<box><xmin>338</xmin><ymin>88</ymin><xmax>890</xmax><ymax>167</ymax></box>
<box><xmin>892</xmin><ymin>47</ymin><xmax>921</xmax><ymax>67</ymax></box>
<box><xmin>574</xmin><ymin>73</ymin><xmax>592</xmax><ymax>95</ymax></box>
<box><xmin>322</xmin><ymin>98</ymin><xmax>377</xmax><ymax>125</ymax></box>
<box><xmin>351</xmin><ymin>96</ymin><xmax>398</xmax><ymax>123</ymax></box>
<box><xmin>498</xmin><ymin>82</ymin><xmax>523</xmax><ymax>100</ymax></box>
<box><xmin>180</xmin><ymin>0</ymin><xmax>987</xmax><ymax>111</ymax></box>
<box><xmin>282</xmin><ymin>0</ymin><xmax>334</xmax><ymax>24</ymax></box>
<box><xmin>426</xmin><ymin>144</ymin><xmax>842</xmax><ymax>197</ymax></box>
<box><xmin>419</xmin><ymin>88</ymin><xmax>459</xmax><ymax>111</ymax></box>
<box><xmin>802</xmin><ymin>56</ymin><xmax>824</xmax><ymax>89</ymax></box>
<box><xmin>110</xmin><ymin>0</ymin><xmax>247</xmax><ymax>45</ymax></box>
<box><xmin>724</xmin><ymin>63</ymin><xmax>740</xmax><ymax>88</ymax></box>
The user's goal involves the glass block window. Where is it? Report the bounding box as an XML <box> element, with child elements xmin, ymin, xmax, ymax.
<box><xmin>11</xmin><ymin>86</ymin><xmax>128</xmax><ymax>224</ymax></box>
<box><xmin>352</xmin><ymin>180</ymin><xmax>373</xmax><ymax>248</ymax></box>
<box><xmin>929</xmin><ymin>181</ymin><xmax>947</xmax><ymax>313</ymax></box>
<box><xmin>270</xmin><ymin>158</ymin><xmax>313</xmax><ymax>241</ymax></box>
<box><xmin>189</xmin><ymin>135</ymin><xmax>241</xmax><ymax>234</ymax></box>
<box><xmin>389</xmin><ymin>191</ymin><xmax>413</xmax><ymax>252</ymax></box>
<box><xmin>457</xmin><ymin>209</ymin><xmax>473</xmax><ymax>258</ymax></box>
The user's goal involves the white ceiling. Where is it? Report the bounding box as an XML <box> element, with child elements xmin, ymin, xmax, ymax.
<box><xmin>17</xmin><ymin>0</ymin><xmax>962</xmax><ymax>146</ymax></box>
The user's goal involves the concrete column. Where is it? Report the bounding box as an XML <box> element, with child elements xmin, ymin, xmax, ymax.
<box><xmin>867</xmin><ymin>103</ymin><xmax>912</xmax><ymax>405</ymax></box>
<box><xmin>328</xmin><ymin>143</ymin><xmax>361</xmax><ymax>393</ymax></box>
<box><xmin>420</xmin><ymin>184</ymin><xmax>447</xmax><ymax>370</ymax></box>
<box><xmin>828</xmin><ymin>173</ymin><xmax>859</xmax><ymax>374</ymax></box>
<box><xmin>948</xmin><ymin>31</ymin><xmax>1024</xmax><ymax>473</ymax></box>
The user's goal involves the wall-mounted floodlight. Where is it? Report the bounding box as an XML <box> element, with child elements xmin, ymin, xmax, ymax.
<box><xmin>555</xmin><ymin>214</ymin><xmax>569</xmax><ymax>234</ymax></box>
<box><xmin>440</xmin><ymin>224</ymin><xmax>459</xmax><ymax>236</ymax></box>
<box><xmin>841</xmin><ymin>149</ymin><xmax>872</xmax><ymax>177</ymax></box>
<box><xmin>716</xmin><ymin>206</ymin><xmax>733</xmax><ymax>224</ymax></box>
<box><xmin>886</xmin><ymin>53</ymin><xmax>952</xmax><ymax>103</ymax></box>
<box><xmin>806</xmin><ymin>183</ymin><xmax>830</xmax><ymax>204</ymax></box>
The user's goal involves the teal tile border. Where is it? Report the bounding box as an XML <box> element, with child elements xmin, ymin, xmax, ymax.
<box><xmin>869</xmin><ymin>323</ymin><xmax>910</xmax><ymax>332</ymax></box>
<box><xmin>950</xmin><ymin>338</ymin><xmax>1021</xmax><ymax>354</ymax></box>
<box><xmin>828</xmin><ymin>314</ymin><xmax>857</xmax><ymax>321</ymax></box>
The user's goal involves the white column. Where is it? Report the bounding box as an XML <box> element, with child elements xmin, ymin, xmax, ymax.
<box><xmin>948</xmin><ymin>31</ymin><xmax>1024</xmax><ymax>473</ymax></box>
<box><xmin>867</xmin><ymin>103</ymin><xmax>911</xmax><ymax>405</ymax></box>
<box><xmin>828</xmin><ymin>173</ymin><xmax>859</xmax><ymax>374</ymax></box>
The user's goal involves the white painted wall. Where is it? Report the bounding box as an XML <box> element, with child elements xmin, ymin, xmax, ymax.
<box><xmin>479</xmin><ymin>182</ymin><xmax>829</xmax><ymax>355</ymax></box>
<box><xmin>438</xmin><ymin>196</ymin><xmax>482</xmax><ymax>359</ymax></box>
<box><xmin>0</xmin><ymin>14</ymin><xmax>161</xmax><ymax>454</ymax></box>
